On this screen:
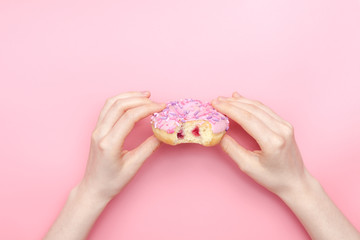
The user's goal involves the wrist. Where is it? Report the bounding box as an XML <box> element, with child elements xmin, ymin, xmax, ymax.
<box><xmin>71</xmin><ymin>182</ymin><xmax>112</xmax><ymax>209</ymax></box>
<box><xmin>277</xmin><ymin>170</ymin><xmax>322</xmax><ymax>205</ymax></box>
<box><xmin>44</xmin><ymin>183</ymin><xmax>111</xmax><ymax>240</ymax></box>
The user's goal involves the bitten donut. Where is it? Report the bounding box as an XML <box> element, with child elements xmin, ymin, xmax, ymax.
<box><xmin>151</xmin><ymin>99</ymin><xmax>229</xmax><ymax>146</ymax></box>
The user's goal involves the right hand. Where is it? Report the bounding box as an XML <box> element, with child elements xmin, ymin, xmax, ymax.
<box><xmin>212</xmin><ymin>92</ymin><xmax>313</xmax><ymax>197</ymax></box>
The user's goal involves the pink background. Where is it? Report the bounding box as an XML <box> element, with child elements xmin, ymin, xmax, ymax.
<box><xmin>1</xmin><ymin>0</ymin><xmax>360</xmax><ymax>239</ymax></box>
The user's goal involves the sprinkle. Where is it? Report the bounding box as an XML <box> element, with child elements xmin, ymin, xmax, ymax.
<box><xmin>151</xmin><ymin>99</ymin><xmax>229</xmax><ymax>134</ymax></box>
<box><xmin>172</xmin><ymin>106</ymin><xmax>181</xmax><ymax>115</ymax></box>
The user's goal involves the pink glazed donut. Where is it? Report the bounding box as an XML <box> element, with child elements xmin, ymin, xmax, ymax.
<box><xmin>151</xmin><ymin>99</ymin><xmax>229</xmax><ymax>146</ymax></box>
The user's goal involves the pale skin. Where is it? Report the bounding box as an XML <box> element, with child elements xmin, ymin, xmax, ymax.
<box><xmin>44</xmin><ymin>91</ymin><xmax>360</xmax><ymax>240</ymax></box>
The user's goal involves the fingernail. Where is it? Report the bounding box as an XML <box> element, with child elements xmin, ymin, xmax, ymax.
<box><xmin>153</xmin><ymin>101</ymin><xmax>165</xmax><ymax>106</ymax></box>
<box><xmin>233</xmin><ymin>92</ymin><xmax>241</xmax><ymax>97</ymax></box>
<box><xmin>155</xmin><ymin>102</ymin><xmax>166</xmax><ymax>108</ymax></box>
<box><xmin>212</xmin><ymin>99</ymin><xmax>220</xmax><ymax>105</ymax></box>
<box><xmin>141</xmin><ymin>91</ymin><xmax>150</xmax><ymax>95</ymax></box>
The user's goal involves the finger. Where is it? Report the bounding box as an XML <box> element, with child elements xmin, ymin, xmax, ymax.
<box><xmin>220</xmin><ymin>135</ymin><xmax>257</xmax><ymax>173</ymax></box>
<box><xmin>123</xmin><ymin>135</ymin><xmax>161</xmax><ymax>175</ymax></box>
<box><xmin>225</xmin><ymin>100</ymin><xmax>284</xmax><ymax>135</ymax></box>
<box><xmin>96</xmin><ymin>91</ymin><xmax>151</xmax><ymax>127</ymax></box>
<box><xmin>95</xmin><ymin>97</ymin><xmax>153</xmax><ymax>138</ymax></box>
<box><xmin>230</xmin><ymin>93</ymin><xmax>289</xmax><ymax>126</ymax></box>
<box><xmin>212</xmin><ymin>99</ymin><xmax>278</xmax><ymax>151</ymax></box>
<box><xmin>105</xmin><ymin>103</ymin><xmax>166</xmax><ymax>148</ymax></box>
<box><xmin>232</xmin><ymin>92</ymin><xmax>242</xmax><ymax>98</ymax></box>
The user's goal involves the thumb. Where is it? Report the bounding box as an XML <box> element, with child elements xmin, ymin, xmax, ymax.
<box><xmin>125</xmin><ymin>135</ymin><xmax>161</xmax><ymax>173</ymax></box>
<box><xmin>220</xmin><ymin>134</ymin><xmax>255</xmax><ymax>174</ymax></box>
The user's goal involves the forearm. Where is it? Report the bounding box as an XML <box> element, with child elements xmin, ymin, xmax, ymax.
<box><xmin>44</xmin><ymin>184</ymin><xmax>111</xmax><ymax>240</ymax></box>
<box><xmin>279</xmin><ymin>172</ymin><xmax>360</xmax><ymax>240</ymax></box>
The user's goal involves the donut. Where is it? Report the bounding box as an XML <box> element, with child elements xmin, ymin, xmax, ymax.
<box><xmin>151</xmin><ymin>99</ymin><xmax>229</xmax><ymax>146</ymax></box>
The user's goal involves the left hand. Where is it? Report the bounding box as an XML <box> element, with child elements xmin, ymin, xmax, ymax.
<box><xmin>79</xmin><ymin>91</ymin><xmax>166</xmax><ymax>202</ymax></box>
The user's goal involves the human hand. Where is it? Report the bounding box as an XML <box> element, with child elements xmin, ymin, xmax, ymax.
<box><xmin>44</xmin><ymin>91</ymin><xmax>165</xmax><ymax>240</ymax></box>
<box><xmin>46</xmin><ymin>92</ymin><xmax>360</xmax><ymax>240</ymax></box>
<box><xmin>78</xmin><ymin>91</ymin><xmax>165</xmax><ymax>202</ymax></box>
<box><xmin>212</xmin><ymin>92</ymin><xmax>311</xmax><ymax>197</ymax></box>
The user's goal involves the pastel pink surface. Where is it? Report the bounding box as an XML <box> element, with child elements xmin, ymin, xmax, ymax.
<box><xmin>1</xmin><ymin>0</ymin><xmax>360</xmax><ymax>239</ymax></box>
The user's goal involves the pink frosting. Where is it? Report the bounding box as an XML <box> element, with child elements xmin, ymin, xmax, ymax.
<box><xmin>151</xmin><ymin>99</ymin><xmax>229</xmax><ymax>134</ymax></box>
